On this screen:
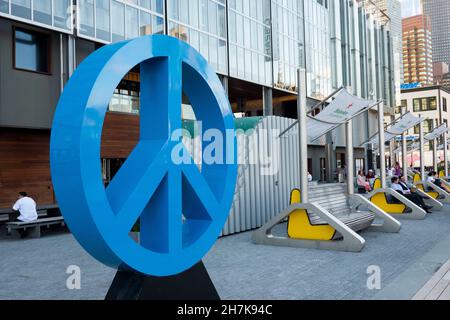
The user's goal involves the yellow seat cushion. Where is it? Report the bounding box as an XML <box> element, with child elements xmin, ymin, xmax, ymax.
<box><xmin>414</xmin><ymin>174</ymin><xmax>439</xmax><ymax>199</ymax></box>
<box><xmin>370</xmin><ymin>193</ymin><xmax>406</xmax><ymax>214</ymax></box>
<box><xmin>287</xmin><ymin>189</ymin><xmax>336</xmax><ymax>241</ymax></box>
<box><xmin>370</xmin><ymin>178</ymin><xmax>406</xmax><ymax>213</ymax></box>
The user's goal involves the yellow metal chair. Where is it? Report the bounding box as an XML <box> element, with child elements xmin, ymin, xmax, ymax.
<box><xmin>369</xmin><ymin>179</ymin><xmax>407</xmax><ymax>214</ymax></box>
<box><xmin>287</xmin><ymin>189</ymin><xmax>336</xmax><ymax>241</ymax></box>
<box><xmin>413</xmin><ymin>174</ymin><xmax>440</xmax><ymax>199</ymax></box>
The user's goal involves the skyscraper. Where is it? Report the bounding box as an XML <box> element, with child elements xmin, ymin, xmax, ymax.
<box><xmin>367</xmin><ymin>0</ymin><xmax>403</xmax><ymax>103</ymax></box>
<box><xmin>402</xmin><ymin>14</ymin><xmax>434</xmax><ymax>85</ymax></box>
<box><xmin>401</xmin><ymin>0</ymin><xmax>422</xmax><ymax>17</ymax></box>
<box><xmin>422</xmin><ymin>0</ymin><xmax>450</xmax><ymax>66</ymax></box>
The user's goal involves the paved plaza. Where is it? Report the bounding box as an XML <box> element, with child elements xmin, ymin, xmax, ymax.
<box><xmin>1</xmin><ymin>208</ymin><xmax>450</xmax><ymax>300</ymax></box>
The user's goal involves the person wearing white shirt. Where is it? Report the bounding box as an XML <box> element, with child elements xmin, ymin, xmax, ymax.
<box><xmin>12</xmin><ymin>192</ymin><xmax>38</xmax><ymax>223</ymax></box>
<box><xmin>427</xmin><ymin>171</ymin><xmax>450</xmax><ymax>192</ymax></box>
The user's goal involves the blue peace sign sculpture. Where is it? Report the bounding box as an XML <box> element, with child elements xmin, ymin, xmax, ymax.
<box><xmin>50</xmin><ymin>35</ymin><xmax>237</xmax><ymax>276</ymax></box>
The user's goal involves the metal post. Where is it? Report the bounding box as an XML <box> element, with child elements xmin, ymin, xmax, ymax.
<box><xmin>378</xmin><ymin>102</ymin><xmax>386</xmax><ymax>188</ymax></box>
<box><xmin>298</xmin><ymin>69</ymin><xmax>308</xmax><ymax>203</ymax></box>
<box><xmin>390</xmin><ymin>116</ymin><xmax>396</xmax><ymax>169</ymax></box>
<box><xmin>68</xmin><ymin>35</ymin><xmax>76</xmax><ymax>76</ymax></box>
<box><xmin>263</xmin><ymin>87</ymin><xmax>273</xmax><ymax>116</ymax></box>
<box><xmin>433</xmin><ymin>137</ymin><xmax>438</xmax><ymax>172</ymax></box>
<box><xmin>297</xmin><ymin>69</ymin><xmax>308</xmax><ymax>203</ymax></box>
<box><xmin>445</xmin><ymin>132</ymin><xmax>449</xmax><ymax>177</ymax></box>
<box><xmin>402</xmin><ymin>132</ymin><xmax>408</xmax><ymax>181</ymax></box>
<box><xmin>419</xmin><ymin>118</ymin><xmax>425</xmax><ymax>179</ymax></box>
<box><xmin>221</xmin><ymin>75</ymin><xmax>229</xmax><ymax>96</ymax></box>
<box><xmin>325</xmin><ymin>137</ymin><xmax>335</xmax><ymax>183</ymax></box>
<box><xmin>346</xmin><ymin>120</ymin><xmax>354</xmax><ymax>195</ymax></box>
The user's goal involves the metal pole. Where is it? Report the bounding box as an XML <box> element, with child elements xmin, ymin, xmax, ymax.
<box><xmin>402</xmin><ymin>132</ymin><xmax>408</xmax><ymax>181</ymax></box>
<box><xmin>346</xmin><ymin>120</ymin><xmax>354</xmax><ymax>195</ymax></box>
<box><xmin>298</xmin><ymin>68</ymin><xmax>308</xmax><ymax>203</ymax></box>
<box><xmin>419</xmin><ymin>118</ymin><xmax>425</xmax><ymax>179</ymax></box>
<box><xmin>445</xmin><ymin>132</ymin><xmax>449</xmax><ymax>177</ymax></box>
<box><xmin>390</xmin><ymin>115</ymin><xmax>396</xmax><ymax>169</ymax></box>
<box><xmin>378</xmin><ymin>102</ymin><xmax>386</xmax><ymax>188</ymax></box>
<box><xmin>433</xmin><ymin>137</ymin><xmax>438</xmax><ymax>172</ymax></box>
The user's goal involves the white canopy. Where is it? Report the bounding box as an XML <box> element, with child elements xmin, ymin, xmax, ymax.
<box><xmin>364</xmin><ymin>112</ymin><xmax>426</xmax><ymax>146</ymax></box>
<box><xmin>424</xmin><ymin>123</ymin><xmax>449</xmax><ymax>141</ymax></box>
<box><xmin>393</xmin><ymin>142</ymin><xmax>420</xmax><ymax>155</ymax></box>
<box><xmin>306</xmin><ymin>89</ymin><xmax>376</xmax><ymax>141</ymax></box>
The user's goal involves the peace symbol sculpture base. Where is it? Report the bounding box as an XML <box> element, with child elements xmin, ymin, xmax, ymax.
<box><xmin>105</xmin><ymin>261</ymin><xmax>220</xmax><ymax>300</ymax></box>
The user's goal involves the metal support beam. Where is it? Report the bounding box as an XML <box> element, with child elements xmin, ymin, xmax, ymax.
<box><xmin>389</xmin><ymin>116</ymin><xmax>396</xmax><ymax>168</ymax></box>
<box><xmin>378</xmin><ymin>102</ymin><xmax>386</xmax><ymax>188</ymax></box>
<box><xmin>445</xmin><ymin>131</ymin><xmax>449</xmax><ymax>177</ymax></box>
<box><xmin>433</xmin><ymin>137</ymin><xmax>438</xmax><ymax>172</ymax></box>
<box><xmin>325</xmin><ymin>134</ymin><xmax>335</xmax><ymax>183</ymax></box>
<box><xmin>263</xmin><ymin>87</ymin><xmax>273</xmax><ymax>116</ymax></box>
<box><xmin>220</xmin><ymin>75</ymin><xmax>229</xmax><ymax>96</ymax></box>
<box><xmin>402</xmin><ymin>132</ymin><xmax>408</xmax><ymax>181</ymax></box>
<box><xmin>419</xmin><ymin>118</ymin><xmax>425</xmax><ymax>179</ymax></box>
<box><xmin>346</xmin><ymin>120</ymin><xmax>354</xmax><ymax>195</ymax></box>
<box><xmin>298</xmin><ymin>69</ymin><xmax>308</xmax><ymax>203</ymax></box>
<box><xmin>67</xmin><ymin>35</ymin><xmax>76</xmax><ymax>77</ymax></box>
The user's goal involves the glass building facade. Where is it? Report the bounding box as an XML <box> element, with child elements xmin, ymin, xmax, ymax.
<box><xmin>168</xmin><ymin>0</ymin><xmax>227</xmax><ymax>74</ymax></box>
<box><xmin>77</xmin><ymin>0</ymin><xmax>164</xmax><ymax>43</ymax></box>
<box><xmin>0</xmin><ymin>0</ymin><xmax>72</xmax><ymax>32</ymax></box>
<box><xmin>0</xmin><ymin>0</ymin><xmax>396</xmax><ymax>107</ymax></box>
<box><xmin>228</xmin><ymin>0</ymin><xmax>272</xmax><ymax>86</ymax></box>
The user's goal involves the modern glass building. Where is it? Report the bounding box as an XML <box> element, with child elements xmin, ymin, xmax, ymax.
<box><xmin>423</xmin><ymin>0</ymin><xmax>450</xmax><ymax>68</ymax></box>
<box><xmin>0</xmin><ymin>0</ymin><xmax>396</xmax><ymax>207</ymax></box>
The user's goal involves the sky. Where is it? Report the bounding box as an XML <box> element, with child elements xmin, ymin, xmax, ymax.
<box><xmin>400</xmin><ymin>0</ymin><xmax>421</xmax><ymax>17</ymax></box>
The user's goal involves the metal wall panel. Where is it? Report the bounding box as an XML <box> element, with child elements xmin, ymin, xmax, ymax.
<box><xmin>220</xmin><ymin>116</ymin><xmax>300</xmax><ymax>236</ymax></box>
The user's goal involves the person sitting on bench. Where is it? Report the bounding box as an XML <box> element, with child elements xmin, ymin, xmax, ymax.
<box><xmin>357</xmin><ymin>170</ymin><xmax>371</xmax><ymax>192</ymax></box>
<box><xmin>11</xmin><ymin>192</ymin><xmax>38</xmax><ymax>238</ymax></box>
<box><xmin>399</xmin><ymin>176</ymin><xmax>426</xmax><ymax>199</ymax></box>
<box><xmin>391</xmin><ymin>177</ymin><xmax>432</xmax><ymax>213</ymax></box>
<box><xmin>427</xmin><ymin>171</ymin><xmax>450</xmax><ymax>193</ymax></box>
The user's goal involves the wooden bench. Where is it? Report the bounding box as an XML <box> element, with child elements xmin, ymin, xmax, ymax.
<box><xmin>0</xmin><ymin>204</ymin><xmax>60</xmax><ymax>224</ymax></box>
<box><xmin>6</xmin><ymin>217</ymin><xmax>65</xmax><ymax>238</ymax></box>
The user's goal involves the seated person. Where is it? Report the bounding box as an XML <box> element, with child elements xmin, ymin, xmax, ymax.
<box><xmin>11</xmin><ymin>192</ymin><xmax>38</xmax><ymax>238</ymax></box>
<box><xmin>427</xmin><ymin>171</ymin><xmax>450</xmax><ymax>193</ymax></box>
<box><xmin>357</xmin><ymin>170</ymin><xmax>371</xmax><ymax>192</ymax></box>
<box><xmin>391</xmin><ymin>177</ymin><xmax>432</xmax><ymax>213</ymax></box>
<box><xmin>399</xmin><ymin>176</ymin><xmax>425</xmax><ymax>198</ymax></box>
<box><xmin>366</xmin><ymin>170</ymin><xmax>376</xmax><ymax>187</ymax></box>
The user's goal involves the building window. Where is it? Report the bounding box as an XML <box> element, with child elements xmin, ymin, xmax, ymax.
<box><xmin>444</xmin><ymin>97</ymin><xmax>448</xmax><ymax>112</ymax></box>
<box><xmin>414</xmin><ymin>119</ymin><xmax>434</xmax><ymax>134</ymax></box>
<box><xmin>14</xmin><ymin>28</ymin><xmax>50</xmax><ymax>74</ymax></box>
<box><xmin>412</xmin><ymin>97</ymin><xmax>437</xmax><ymax>112</ymax></box>
<box><xmin>396</xmin><ymin>99</ymin><xmax>407</xmax><ymax>114</ymax></box>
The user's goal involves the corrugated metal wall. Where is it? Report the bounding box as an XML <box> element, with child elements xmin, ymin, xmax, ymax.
<box><xmin>222</xmin><ymin>116</ymin><xmax>301</xmax><ymax>236</ymax></box>
<box><xmin>184</xmin><ymin>116</ymin><xmax>366</xmax><ymax>237</ymax></box>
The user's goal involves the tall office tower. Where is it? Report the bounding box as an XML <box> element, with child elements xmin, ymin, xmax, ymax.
<box><xmin>422</xmin><ymin>0</ymin><xmax>450</xmax><ymax>66</ymax></box>
<box><xmin>402</xmin><ymin>14</ymin><xmax>434</xmax><ymax>85</ymax></box>
<box><xmin>367</xmin><ymin>0</ymin><xmax>403</xmax><ymax>104</ymax></box>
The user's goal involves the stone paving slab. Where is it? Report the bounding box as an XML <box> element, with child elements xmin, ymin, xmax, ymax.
<box><xmin>1</xmin><ymin>207</ymin><xmax>450</xmax><ymax>300</ymax></box>
<box><xmin>412</xmin><ymin>258</ymin><xmax>450</xmax><ymax>300</ymax></box>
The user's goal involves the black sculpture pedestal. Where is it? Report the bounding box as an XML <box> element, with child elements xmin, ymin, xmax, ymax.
<box><xmin>105</xmin><ymin>261</ymin><xmax>220</xmax><ymax>300</ymax></box>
